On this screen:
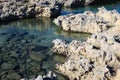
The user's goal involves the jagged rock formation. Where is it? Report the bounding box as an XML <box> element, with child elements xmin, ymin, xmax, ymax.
<box><xmin>0</xmin><ymin>0</ymin><xmax>62</xmax><ymax>21</ymax></box>
<box><xmin>52</xmin><ymin>8</ymin><xmax>120</xmax><ymax>80</ymax></box>
<box><xmin>52</xmin><ymin>26</ymin><xmax>120</xmax><ymax>80</ymax></box>
<box><xmin>54</xmin><ymin>7</ymin><xmax>120</xmax><ymax>34</ymax></box>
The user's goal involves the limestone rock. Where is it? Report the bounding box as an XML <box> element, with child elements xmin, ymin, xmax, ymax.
<box><xmin>0</xmin><ymin>0</ymin><xmax>62</xmax><ymax>21</ymax></box>
<box><xmin>52</xmin><ymin>25</ymin><xmax>120</xmax><ymax>80</ymax></box>
<box><xmin>52</xmin><ymin>39</ymin><xmax>68</xmax><ymax>56</ymax></box>
<box><xmin>56</xmin><ymin>56</ymin><xmax>92</xmax><ymax>80</ymax></box>
<box><xmin>113</xmin><ymin>69</ymin><xmax>120</xmax><ymax>80</ymax></box>
<box><xmin>54</xmin><ymin>7</ymin><xmax>120</xmax><ymax>34</ymax></box>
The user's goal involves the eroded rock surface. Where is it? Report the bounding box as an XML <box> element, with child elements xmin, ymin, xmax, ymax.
<box><xmin>54</xmin><ymin>7</ymin><xmax>120</xmax><ymax>34</ymax></box>
<box><xmin>0</xmin><ymin>0</ymin><xmax>117</xmax><ymax>21</ymax></box>
<box><xmin>52</xmin><ymin>26</ymin><xmax>120</xmax><ymax>80</ymax></box>
<box><xmin>52</xmin><ymin>10</ymin><xmax>120</xmax><ymax>80</ymax></box>
<box><xmin>0</xmin><ymin>0</ymin><xmax>62</xmax><ymax>21</ymax></box>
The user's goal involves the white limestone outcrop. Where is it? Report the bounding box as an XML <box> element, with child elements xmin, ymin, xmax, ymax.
<box><xmin>54</xmin><ymin>7</ymin><xmax>120</xmax><ymax>34</ymax></box>
<box><xmin>52</xmin><ymin>24</ymin><xmax>120</xmax><ymax>80</ymax></box>
<box><xmin>0</xmin><ymin>0</ymin><xmax>62</xmax><ymax>21</ymax></box>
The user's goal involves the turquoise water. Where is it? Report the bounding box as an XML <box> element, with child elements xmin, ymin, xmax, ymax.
<box><xmin>0</xmin><ymin>1</ymin><xmax>120</xmax><ymax>80</ymax></box>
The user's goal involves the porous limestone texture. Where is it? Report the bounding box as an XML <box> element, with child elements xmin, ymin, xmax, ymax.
<box><xmin>52</xmin><ymin>26</ymin><xmax>120</xmax><ymax>80</ymax></box>
<box><xmin>54</xmin><ymin>7</ymin><xmax>120</xmax><ymax>34</ymax></box>
<box><xmin>113</xmin><ymin>69</ymin><xmax>120</xmax><ymax>80</ymax></box>
<box><xmin>52</xmin><ymin>15</ymin><xmax>120</xmax><ymax>80</ymax></box>
<box><xmin>0</xmin><ymin>0</ymin><xmax>62</xmax><ymax>21</ymax></box>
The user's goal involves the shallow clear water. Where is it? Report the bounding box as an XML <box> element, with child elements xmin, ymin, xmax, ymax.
<box><xmin>0</xmin><ymin>19</ymin><xmax>90</xmax><ymax>80</ymax></box>
<box><xmin>0</xmin><ymin>1</ymin><xmax>120</xmax><ymax>80</ymax></box>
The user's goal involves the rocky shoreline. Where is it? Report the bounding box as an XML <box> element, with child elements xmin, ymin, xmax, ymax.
<box><xmin>52</xmin><ymin>8</ymin><xmax>120</xmax><ymax>80</ymax></box>
<box><xmin>0</xmin><ymin>0</ymin><xmax>118</xmax><ymax>22</ymax></box>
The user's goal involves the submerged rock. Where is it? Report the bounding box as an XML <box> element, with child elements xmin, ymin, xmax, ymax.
<box><xmin>1</xmin><ymin>62</ymin><xmax>16</xmax><ymax>70</ymax></box>
<box><xmin>7</xmin><ymin>72</ymin><xmax>21</xmax><ymax>80</ymax></box>
<box><xmin>30</xmin><ymin>53</ymin><xmax>46</xmax><ymax>62</ymax></box>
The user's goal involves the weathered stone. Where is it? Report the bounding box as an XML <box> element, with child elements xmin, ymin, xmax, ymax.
<box><xmin>113</xmin><ymin>69</ymin><xmax>120</xmax><ymax>80</ymax></box>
